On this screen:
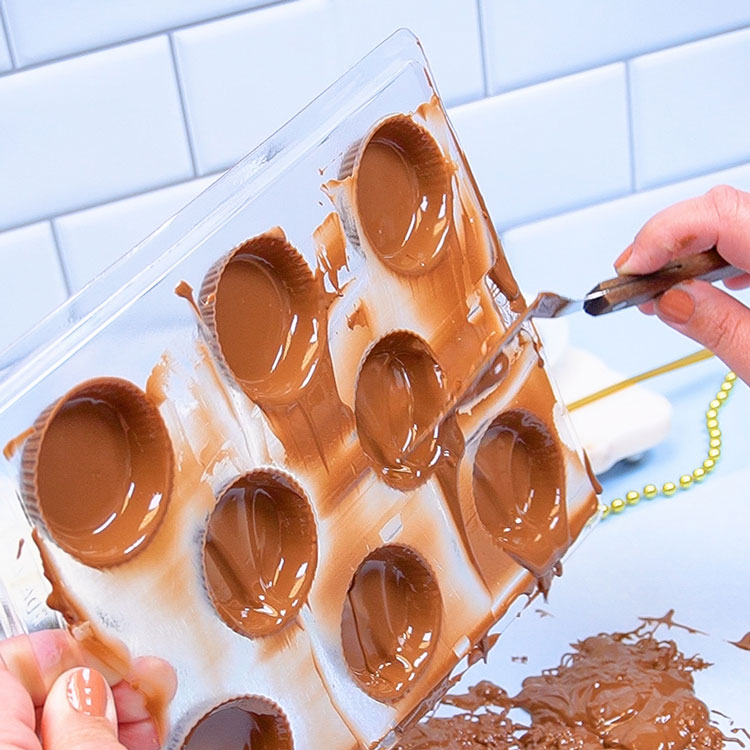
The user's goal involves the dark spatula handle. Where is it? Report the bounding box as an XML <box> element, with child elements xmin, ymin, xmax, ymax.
<box><xmin>583</xmin><ymin>247</ymin><xmax>742</xmax><ymax>316</ymax></box>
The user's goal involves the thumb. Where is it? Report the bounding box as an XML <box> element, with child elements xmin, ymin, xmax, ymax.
<box><xmin>41</xmin><ymin>667</ymin><xmax>125</xmax><ymax>750</ymax></box>
<box><xmin>655</xmin><ymin>280</ymin><xmax>750</xmax><ymax>384</ymax></box>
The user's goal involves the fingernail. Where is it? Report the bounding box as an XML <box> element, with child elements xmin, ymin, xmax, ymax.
<box><xmin>614</xmin><ymin>243</ymin><xmax>634</xmax><ymax>273</ymax></box>
<box><xmin>657</xmin><ymin>287</ymin><xmax>695</xmax><ymax>324</ymax></box>
<box><xmin>67</xmin><ymin>668</ymin><xmax>108</xmax><ymax>717</ymax></box>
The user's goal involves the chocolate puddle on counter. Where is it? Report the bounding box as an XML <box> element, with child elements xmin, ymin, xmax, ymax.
<box><xmin>396</xmin><ymin>613</ymin><xmax>741</xmax><ymax>750</ymax></box>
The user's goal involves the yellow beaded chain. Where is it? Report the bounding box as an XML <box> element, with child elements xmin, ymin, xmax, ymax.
<box><xmin>599</xmin><ymin>370</ymin><xmax>737</xmax><ymax>519</ymax></box>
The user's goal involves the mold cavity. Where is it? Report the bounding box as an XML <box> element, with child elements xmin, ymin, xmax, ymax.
<box><xmin>25</xmin><ymin>378</ymin><xmax>173</xmax><ymax>568</ymax></box>
<box><xmin>203</xmin><ymin>470</ymin><xmax>317</xmax><ymax>638</ymax></box>
<box><xmin>354</xmin><ymin>115</ymin><xmax>451</xmax><ymax>274</ymax></box>
<box><xmin>355</xmin><ymin>332</ymin><xmax>446</xmax><ymax>490</ymax></box>
<box><xmin>182</xmin><ymin>696</ymin><xmax>292</xmax><ymax>750</ymax></box>
<box><xmin>472</xmin><ymin>410</ymin><xmax>566</xmax><ymax>574</ymax></box>
<box><xmin>341</xmin><ymin>545</ymin><xmax>441</xmax><ymax>702</ymax></box>
<box><xmin>201</xmin><ymin>232</ymin><xmax>323</xmax><ymax>402</ymax></box>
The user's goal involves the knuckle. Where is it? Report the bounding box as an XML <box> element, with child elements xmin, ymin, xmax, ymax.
<box><xmin>707</xmin><ymin>184</ymin><xmax>741</xmax><ymax>224</ymax></box>
<box><xmin>704</xmin><ymin>305</ymin><xmax>738</xmax><ymax>354</ymax></box>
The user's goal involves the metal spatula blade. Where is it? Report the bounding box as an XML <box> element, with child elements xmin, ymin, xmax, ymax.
<box><xmin>477</xmin><ymin>247</ymin><xmax>741</xmax><ymax>381</ymax></box>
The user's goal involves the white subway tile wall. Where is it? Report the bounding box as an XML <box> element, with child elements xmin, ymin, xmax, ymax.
<box><xmin>54</xmin><ymin>175</ymin><xmax>220</xmax><ymax>293</ymax></box>
<box><xmin>172</xmin><ymin>0</ymin><xmax>342</xmax><ymax>175</ymax></box>
<box><xmin>630</xmin><ymin>28</ymin><xmax>750</xmax><ymax>189</ymax></box>
<box><xmin>0</xmin><ymin>223</ymin><xmax>68</xmax><ymax>353</ymax></box>
<box><xmin>1</xmin><ymin>0</ymin><xmax>278</xmax><ymax>66</ymax></box>
<box><xmin>0</xmin><ymin>0</ymin><xmax>748</xmax><ymax>355</ymax></box>
<box><xmin>331</xmin><ymin>0</ymin><xmax>484</xmax><ymax>106</ymax></box>
<box><xmin>450</xmin><ymin>64</ymin><xmax>631</xmax><ymax>229</ymax></box>
<box><xmin>479</xmin><ymin>0</ymin><xmax>750</xmax><ymax>93</ymax></box>
<box><xmin>0</xmin><ymin>37</ymin><xmax>193</xmax><ymax>231</ymax></box>
<box><xmin>0</xmin><ymin>18</ymin><xmax>11</xmax><ymax>71</ymax></box>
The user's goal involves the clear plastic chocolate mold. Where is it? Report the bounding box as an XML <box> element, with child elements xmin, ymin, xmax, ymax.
<box><xmin>0</xmin><ymin>29</ymin><xmax>599</xmax><ymax>749</ymax></box>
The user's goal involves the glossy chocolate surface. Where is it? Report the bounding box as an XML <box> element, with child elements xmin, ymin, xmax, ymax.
<box><xmin>355</xmin><ymin>116</ymin><xmax>451</xmax><ymax>275</ymax></box>
<box><xmin>183</xmin><ymin>696</ymin><xmax>293</xmax><ymax>750</ymax></box>
<box><xmin>24</xmin><ymin>378</ymin><xmax>172</xmax><ymax>567</ymax></box>
<box><xmin>341</xmin><ymin>545</ymin><xmax>441</xmax><ymax>702</ymax></box>
<box><xmin>204</xmin><ymin>470</ymin><xmax>317</xmax><ymax>638</ymax></box>
<box><xmin>472</xmin><ymin>410</ymin><xmax>566</xmax><ymax>578</ymax></box>
<box><xmin>397</xmin><ymin>622</ymin><xmax>725</xmax><ymax>750</ymax></box>
<box><xmin>355</xmin><ymin>332</ymin><xmax>446</xmax><ymax>490</ymax></box>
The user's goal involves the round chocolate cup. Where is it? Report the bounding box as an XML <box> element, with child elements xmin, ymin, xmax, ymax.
<box><xmin>200</xmin><ymin>231</ymin><xmax>324</xmax><ymax>403</ymax></box>
<box><xmin>355</xmin><ymin>331</ymin><xmax>447</xmax><ymax>490</ymax></box>
<box><xmin>471</xmin><ymin>409</ymin><xmax>565</xmax><ymax>573</ymax></box>
<box><xmin>203</xmin><ymin>469</ymin><xmax>318</xmax><ymax>639</ymax></box>
<box><xmin>22</xmin><ymin>377</ymin><xmax>173</xmax><ymax>568</ymax></box>
<box><xmin>352</xmin><ymin>115</ymin><xmax>452</xmax><ymax>275</ymax></box>
<box><xmin>341</xmin><ymin>544</ymin><xmax>441</xmax><ymax>703</ymax></box>
<box><xmin>182</xmin><ymin>695</ymin><xmax>293</xmax><ymax>750</ymax></box>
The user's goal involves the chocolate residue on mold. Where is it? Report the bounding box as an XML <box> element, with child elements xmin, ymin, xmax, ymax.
<box><xmin>16</xmin><ymin>537</ymin><xmax>24</xmax><ymax>559</ymax></box>
<box><xmin>203</xmin><ymin>470</ymin><xmax>318</xmax><ymax>639</ymax></box>
<box><xmin>182</xmin><ymin>695</ymin><xmax>293</xmax><ymax>750</ymax></box>
<box><xmin>472</xmin><ymin>409</ymin><xmax>569</xmax><ymax>581</ymax></box>
<box><xmin>346</xmin><ymin>303</ymin><xmax>369</xmax><ymax>330</ymax></box>
<box><xmin>355</xmin><ymin>331</ymin><xmax>447</xmax><ymax>490</ymax></box>
<box><xmin>341</xmin><ymin>545</ymin><xmax>442</xmax><ymax>702</ymax></box>
<box><xmin>32</xmin><ymin>528</ymin><xmax>171</xmax><ymax>741</ymax></box>
<box><xmin>314</xmin><ymin>211</ymin><xmax>349</xmax><ymax>294</ymax></box>
<box><xmin>354</xmin><ymin>115</ymin><xmax>452</xmax><ymax>275</ymax></box>
<box><xmin>396</xmin><ymin>619</ymin><xmax>727</xmax><ymax>750</ymax></box>
<box><xmin>3</xmin><ymin>426</ymin><xmax>34</xmax><ymax>461</ymax></box>
<box><xmin>199</xmin><ymin>230</ymin><xmax>355</xmax><ymax>475</ymax></box>
<box><xmin>582</xmin><ymin>451</ymin><xmax>603</xmax><ymax>496</ymax></box>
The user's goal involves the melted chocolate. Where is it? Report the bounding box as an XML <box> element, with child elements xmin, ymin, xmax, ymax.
<box><xmin>355</xmin><ymin>332</ymin><xmax>446</xmax><ymax>490</ymax></box>
<box><xmin>182</xmin><ymin>696</ymin><xmax>293</xmax><ymax>750</ymax></box>
<box><xmin>3</xmin><ymin>425</ymin><xmax>34</xmax><ymax>460</ymax></box>
<box><xmin>203</xmin><ymin>471</ymin><xmax>317</xmax><ymax>638</ymax></box>
<box><xmin>397</xmin><ymin>623</ymin><xmax>725</xmax><ymax>750</ymax></box>
<box><xmin>341</xmin><ymin>545</ymin><xmax>441</xmax><ymax>702</ymax></box>
<box><xmin>314</xmin><ymin>212</ymin><xmax>349</xmax><ymax>294</ymax></box>
<box><xmin>24</xmin><ymin>378</ymin><xmax>173</xmax><ymax>567</ymax></box>
<box><xmin>355</xmin><ymin>116</ymin><xmax>451</xmax><ymax>274</ymax></box>
<box><xmin>728</xmin><ymin>633</ymin><xmax>750</xmax><ymax>651</ymax></box>
<box><xmin>200</xmin><ymin>231</ymin><xmax>354</xmax><ymax>474</ymax></box>
<box><xmin>472</xmin><ymin>410</ymin><xmax>568</xmax><ymax>579</ymax></box>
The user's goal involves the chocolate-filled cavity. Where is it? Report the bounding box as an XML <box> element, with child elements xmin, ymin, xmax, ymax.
<box><xmin>341</xmin><ymin>545</ymin><xmax>441</xmax><ymax>703</ymax></box>
<box><xmin>203</xmin><ymin>470</ymin><xmax>317</xmax><ymax>638</ymax></box>
<box><xmin>24</xmin><ymin>378</ymin><xmax>173</xmax><ymax>568</ymax></box>
<box><xmin>354</xmin><ymin>116</ymin><xmax>451</xmax><ymax>274</ymax></box>
<box><xmin>200</xmin><ymin>233</ymin><xmax>324</xmax><ymax>402</ymax></box>
<box><xmin>182</xmin><ymin>696</ymin><xmax>293</xmax><ymax>750</ymax></box>
<box><xmin>355</xmin><ymin>332</ymin><xmax>446</xmax><ymax>490</ymax></box>
<box><xmin>472</xmin><ymin>410</ymin><xmax>565</xmax><ymax>576</ymax></box>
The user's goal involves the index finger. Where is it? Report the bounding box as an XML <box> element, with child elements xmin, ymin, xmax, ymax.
<box><xmin>617</xmin><ymin>185</ymin><xmax>750</xmax><ymax>275</ymax></box>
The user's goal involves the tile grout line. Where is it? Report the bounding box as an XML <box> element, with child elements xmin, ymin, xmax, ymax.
<box><xmin>0</xmin><ymin>170</ymin><xmax>225</xmax><ymax>236</ymax></box>
<box><xmin>0</xmin><ymin>0</ymin><xmax>18</xmax><ymax>68</ymax></box>
<box><xmin>5</xmin><ymin>156</ymin><xmax>748</xmax><ymax>241</ymax></box>
<box><xmin>497</xmin><ymin>157</ymin><xmax>750</xmax><ymax>235</ymax></box>
<box><xmin>623</xmin><ymin>60</ymin><xmax>638</xmax><ymax>193</ymax></box>
<box><xmin>0</xmin><ymin>0</ymin><xmax>298</xmax><ymax>79</ymax></box>
<box><xmin>474</xmin><ymin>0</ymin><xmax>492</xmax><ymax>98</ymax></box>
<box><xmin>168</xmin><ymin>33</ymin><xmax>199</xmax><ymax>178</ymax></box>
<box><xmin>478</xmin><ymin>22</ymin><xmax>750</xmax><ymax>98</ymax></box>
<box><xmin>3</xmin><ymin>156</ymin><xmax>748</xmax><ymax>239</ymax></box>
<box><xmin>48</xmin><ymin>220</ymin><xmax>74</xmax><ymax>297</ymax></box>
